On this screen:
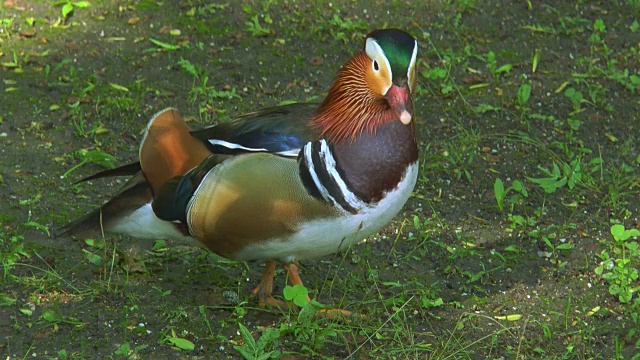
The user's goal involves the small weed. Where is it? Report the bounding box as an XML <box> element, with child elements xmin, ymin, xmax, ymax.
<box><xmin>149</xmin><ymin>37</ymin><xmax>180</xmax><ymax>51</ymax></box>
<box><xmin>162</xmin><ymin>329</ymin><xmax>195</xmax><ymax>351</ymax></box>
<box><xmin>329</xmin><ymin>14</ymin><xmax>367</xmax><ymax>43</ymax></box>
<box><xmin>63</xmin><ymin>149</ymin><xmax>117</xmax><ymax>179</ymax></box>
<box><xmin>494</xmin><ymin>178</ymin><xmax>528</xmax><ymax>212</ymax></box>
<box><xmin>517</xmin><ymin>83</ymin><xmax>532</xmax><ymax>111</ymax></box>
<box><xmin>1</xmin><ymin>50</ymin><xmax>22</xmax><ymax>71</ymax></box>
<box><xmin>53</xmin><ymin>0</ymin><xmax>91</xmax><ymax>19</ymax></box>
<box><xmin>564</xmin><ymin>87</ymin><xmax>585</xmax><ymax>113</ymax></box>
<box><xmin>595</xmin><ymin>224</ymin><xmax>640</xmax><ymax>303</ymax></box>
<box><xmin>114</xmin><ymin>343</ymin><xmax>149</xmax><ymax>359</ymax></box>
<box><xmin>16</xmin><ymin>193</ymin><xmax>49</xmax><ymax>236</ymax></box>
<box><xmin>529</xmin><ymin>223</ymin><xmax>575</xmax><ymax>269</ymax></box>
<box><xmin>441</xmin><ymin>128</ymin><xmax>481</xmax><ymax>182</ymax></box>
<box><xmin>0</xmin><ymin>232</ymin><xmax>30</xmax><ymax>277</ymax></box>
<box><xmin>605</xmin><ymin>61</ymin><xmax>640</xmax><ymax>94</ymax></box>
<box><xmin>283</xmin><ymin>284</ymin><xmax>309</xmax><ymax>307</ymax></box>
<box><xmin>245</xmin><ymin>15</ymin><xmax>272</xmax><ymax>37</ymax></box>
<box><xmin>43</xmin><ymin>59</ymin><xmax>73</xmax><ymax>88</ymax></box>
<box><xmin>527</xmin><ymin>158</ymin><xmax>590</xmax><ymax>194</ymax></box>
<box><xmin>422</xmin><ymin>65</ymin><xmax>455</xmax><ymax>96</ymax></box>
<box><xmin>178</xmin><ymin>58</ymin><xmax>241</xmax><ymax>117</ymax></box>
<box><xmin>0</xmin><ymin>17</ymin><xmax>14</xmax><ymax>34</ymax></box>
<box><xmin>234</xmin><ymin>322</ymin><xmax>281</xmax><ymax>360</ymax></box>
<box><xmin>40</xmin><ymin>304</ymin><xmax>85</xmax><ymax>331</ymax></box>
<box><xmin>485</xmin><ymin>51</ymin><xmax>512</xmax><ymax>81</ymax></box>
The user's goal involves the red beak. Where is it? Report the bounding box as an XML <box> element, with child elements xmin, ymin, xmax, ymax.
<box><xmin>385</xmin><ymin>85</ymin><xmax>413</xmax><ymax>125</ymax></box>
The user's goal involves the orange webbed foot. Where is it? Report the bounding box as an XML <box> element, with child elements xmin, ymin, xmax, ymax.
<box><xmin>285</xmin><ymin>263</ymin><xmax>355</xmax><ymax>318</ymax></box>
<box><xmin>251</xmin><ymin>261</ymin><xmax>355</xmax><ymax>318</ymax></box>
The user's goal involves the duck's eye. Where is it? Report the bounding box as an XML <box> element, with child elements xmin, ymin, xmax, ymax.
<box><xmin>373</xmin><ymin>60</ymin><xmax>379</xmax><ymax>72</ymax></box>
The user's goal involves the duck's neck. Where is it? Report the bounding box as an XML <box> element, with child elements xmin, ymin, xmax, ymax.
<box><xmin>311</xmin><ymin>52</ymin><xmax>398</xmax><ymax>143</ymax></box>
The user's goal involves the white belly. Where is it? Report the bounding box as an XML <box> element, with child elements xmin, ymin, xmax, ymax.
<box><xmin>232</xmin><ymin>162</ymin><xmax>419</xmax><ymax>262</ymax></box>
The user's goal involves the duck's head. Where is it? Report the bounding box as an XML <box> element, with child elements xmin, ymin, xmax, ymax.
<box><xmin>313</xmin><ymin>29</ymin><xmax>418</xmax><ymax>142</ymax></box>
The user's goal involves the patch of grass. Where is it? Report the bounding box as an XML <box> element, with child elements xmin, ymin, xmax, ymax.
<box><xmin>234</xmin><ymin>322</ymin><xmax>281</xmax><ymax>359</ymax></box>
<box><xmin>62</xmin><ymin>149</ymin><xmax>116</xmax><ymax>178</ymax></box>
<box><xmin>53</xmin><ymin>0</ymin><xmax>91</xmax><ymax>20</ymax></box>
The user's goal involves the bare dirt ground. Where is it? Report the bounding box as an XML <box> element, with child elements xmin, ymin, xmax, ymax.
<box><xmin>1</xmin><ymin>0</ymin><xmax>639</xmax><ymax>358</ymax></box>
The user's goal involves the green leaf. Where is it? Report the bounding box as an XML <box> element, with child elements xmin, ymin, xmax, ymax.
<box><xmin>258</xmin><ymin>352</ymin><xmax>278</xmax><ymax>360</ymax></box>
<box><xmin>625</xmin><ymin>241</ymin><xmax>639</xmax><ymax>252</ymax></box>
<box><xmin>494</xmin><ymin>178</ymin><xmax>505</xmax><ymax>210</ymax></box>
<box><xmin>474</xmin><ymin>103</ymin><xmax>501</xmax><ymax>114</ymax></box>
<box><xmin>423</xmin><ymin>67</ymin><xmax>447</xmax><ymax>80</ymax></box>
<box><xmin>609</xmin><ymin>284</ymin><xmax>621</xmax><ymax>295</ymax></box>
<box><xmin>0</xmin><ymin>293</ymin><xmax>17</xmax><ymax>306</ymax></box>
<box><xmin>73</xmin><ymin>1</ymin><xmax>91</xmax><ymax>8</ymax></box>
<box><xmin>84</xmin><ymin>238</ymin><xmax>104</xmax><ymax>249</ymax></box>
<box><xmin>24</xmin><ymin>221</ymin><xmax>50</xmax><ymax>236</ymax></box>
<box><xmin>20</xmin><ymin>308</ymin><xmax>33</xmax><ymax>316</ymax></box>
<box><xmin>619</xmin><ymin>290</ymin><xmax>632</xmax><ymax>303</ymax></box>
<box><xmin>81</xmin><ymin>149</ymin><xmax>117</xmax><ymax>167</ymax></box>
<box><xmin>234</xmin><ymin>346</ymin><xmax>255</xmax><ymax>360</ymax></box>
<box><xmin>421</xmin><ymin>296</ymin><xmax>443</xmax><ymax>308</ymax></box>
<box><xmin>594</xmin><ymin>266</ymin><xmax>603</xmax><ymax>275</ymax></box>
<box><xmin>283</xmin><ymin>284</ymin><xmax>309</xmax><ymax>307</ymax></box>
<box><xmin>509</xmin><ymin>215</ymin><xmax>526</xmax><ymax>226</ymax></box>
<box><xmin>593</xmin><ymin>19</ymin><xmax>605</xmax><ymax>33</ymax></box>
<box><xmin>556</xmin><ymin>243</ymin><xmax>574</xmax><ymax>250</ymax></box>
<box><xmin>495</xmin><ymin>63</ymin><xmax>512</xmax><ymax>74</ymax></box>
<box><xmin>167</xmin><ymin>337</ymin><xmax>194</xmax><ymax>351</ymax></box>
<box><xmin>504</xmin><ymin>245</ymin><xmax>520</xmax><ymax>253</ymax></box>
<box><xmin>238</xmin><ymin>323</ymin><xmax>255</xmax><ymax>348</ymax></box>
<box><xmin>517</xmin><ymin>84</ymin><xmax>531</xmax><ymax>106</ymax></box>
<box><xmin>178</xmin><ymin>58</ymin><xmax>201</xmax><ymax>78</ymax></box>
<box><xmin>526</xmin><ymin>175</ymin><xmax>566</xmax><ymax>193</ymax></box>
<box><xmin>255</xmin><ymin>327</ymin><xmax>280</xmax><ymax>353</ymax></box>
<box><xmin>114</xmin><ymin>343</ymin><xmax>131</xmax><ymax>355</ymax></box>
<box><xmin>61</xmin><ymin>3</ymin><xmax>74</xmax><ymax>17</ymax></box>
<box><xmin>109</xmin><ymin>83</ymin><xmax>129</xmax><ymax>92</ymax></box>
<box><xmin>149</xmin><ymin>38</ymin><xmax>180</xmax><ymax>50</ymax></box>
<box><xmin>42</xmin><ymin>309</ymin><xmax>61</xmax><ymax>322</ymax></box>
<box><xmin>82</xmin><ymin>249</ymin><xmax>103</xmax><ymax>266</ymax></box>
<box><xmin>611</xmin><ymin>224</ymin><xmax>626</xmax><ymax>241</ymax></box>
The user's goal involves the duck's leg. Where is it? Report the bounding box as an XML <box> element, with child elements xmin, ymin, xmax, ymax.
<box><xmin>285</xmin><ymin>263</ymin><xmax>352</xmax><ymax>318</ymax></box>
<box><xmin>251</xmin><ymin>260</ymin><xmax>282</xmax><ymax>307</ymax></box>
<box><xmin>284</xmin><ymin>262</ymin><xmax>304</xmax><ymax>286</ymax></box>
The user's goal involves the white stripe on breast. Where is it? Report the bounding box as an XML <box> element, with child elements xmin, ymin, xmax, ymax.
<box><xmin>318</xmin><ymin>139</ymin><xmax>367</xmax><ymax>211</ymax></box>
<box><xmin>302</xmin><ymin>142</ymin><xmax>338</xmax><ymax>205</ymax></box>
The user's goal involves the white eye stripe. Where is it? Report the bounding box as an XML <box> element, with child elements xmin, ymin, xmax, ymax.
<box><xmin>365</xmin><ymin>38</ymin><xmax>392</xmax><ymax>93</ymax></box>
<box><xmin>407</xmin><ymin>40</ymin><xmax>418</xmax><ymax>92</ymax></box>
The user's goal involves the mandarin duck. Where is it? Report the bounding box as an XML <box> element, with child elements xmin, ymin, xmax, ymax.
<box><xmin>58</xmin><ymin>29</ymin><xmax>419</xmax><ymax>310</ymax></box>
